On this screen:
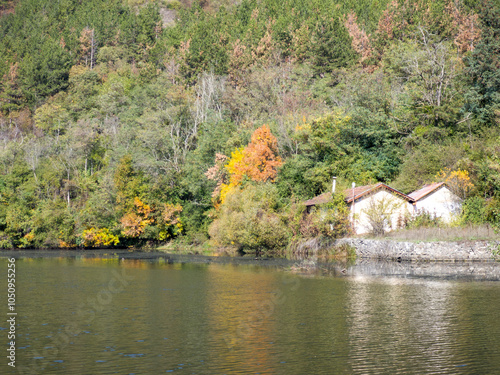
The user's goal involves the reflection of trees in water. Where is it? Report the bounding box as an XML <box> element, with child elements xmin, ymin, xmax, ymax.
<box><xmin>205</xmin><ymin>265</ymin><xmax>276</xmax><ymax>372</ymax></box>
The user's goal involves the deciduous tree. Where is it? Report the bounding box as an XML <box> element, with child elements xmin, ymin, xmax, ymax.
<box><xmin>210</xmin><ymin>125</ymin><xmax>283</xmax><ymax>205</ymax></box>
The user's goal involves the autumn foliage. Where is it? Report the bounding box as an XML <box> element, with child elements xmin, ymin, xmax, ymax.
<box><xmin>120</xmin><ymin>197</ymin><xmax>183</xmax><ymax>240</ymax></box>
<box><xmin>204</xmin><ymin>153</ymin><xmax>229</xmax><ymax>199</ymax></box>
<box><xmin>160</xmin><ymin>203</ymin><xmax>183</xmax><ymax>240</ymax></box>
<box><xmin>447</xmin><ymin>1</ymin><xmax>481</xmax><ymax>53</ymax></box>
<box><xmin>435</xmin><ymin>168</ymin><xmax>473</xmax><ymax>199</ymax></box>
<box><xmin>377</xmin><ymin>0</ymin><xmax>399</xmax><ymax>39</ymax></box>
<box><xmin>344</xmin><ymin>12</ymin><xmax>373</xmax><ymax>63</ymax></box>
<box><xmin>376</xmin><ymin>0</ymin><xmax>481</xmax><ymax>53</ymax></box>
<box><xmin>120</xmin><ymin>197</ymin><xmax>153</xmax><ymax>238</ymax></box>
<box><xmin>206</xmin><ymin>125</ymin><xmax>283</xmax><ymax>206</ymax></box>
<box><xmin>81</xmin><ymin>228</ymin><xmax>120</xmax><ymax>248</ymax></box>
<box><xmin>241</xmin><ymin>125</ymin><xmax>283</xmax><ymax>182</ymax></box>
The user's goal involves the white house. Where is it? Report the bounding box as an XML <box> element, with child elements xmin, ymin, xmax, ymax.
<box><xmin>304</xmin><ymin>182</ymin><xmax>413</xmax><ymax>235</ymax></box>
<box><xmin>408</xmin><ymin>182</ymin><xmax>461</xmax><ymax>223</ymax></box>
<box><xmin>344</xmin><ymin>183</ymin><xmax>413</xmax><ymax>235</ymax></box>
<box><xmin>304</xmin><ymin>181</ymin><xmax>462</xmax><ymax>235</ymax></box>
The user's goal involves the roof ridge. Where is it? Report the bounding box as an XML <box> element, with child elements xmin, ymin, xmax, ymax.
<box><xmin>408</xmin><ymin>182</ymin><xmax>446</xmax><ymax>201</ymax></box>
<box><xmin>345</xmin><ymin>182</ymin><xmax>412</xmax><ymax>203</ymax></box>
<box><xmin>305</xmin><ymin>181</ymin><xmax>453</xmax><ymax>207</ymax></box>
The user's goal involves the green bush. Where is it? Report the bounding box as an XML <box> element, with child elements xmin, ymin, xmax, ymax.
<box><xmin>165</xmin><ymin>0</ymin><xmax>182</xmax><ymax>10</ymax></box>
<box><xmin>461</xmin><ymin>196</ymin><xmax>487</xmax><ymax>225</ymax></box>
<box><xmin>208</xmin><ymin>183</ymin><xmax>288</xmax><ymax>255</ymax></box>
<box><xmin>406</xmin><ymin>210</ymin><xmax>442</xmax><ymax>229</ymax></box>
<box><xmin>485</xmin><ymin>197</ymin><xmax>500</xmax><ymax>229</ymax></box>
<box><xmin>285</xmin><ymin>193</ymin><xmax>351</xmax><ymax>239</ymax></box>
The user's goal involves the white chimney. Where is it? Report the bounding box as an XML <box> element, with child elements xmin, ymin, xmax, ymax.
<box><xmin>332</xmin><ymin>177</ymin><xmax>337</xmax><ymax>194</ymax></box>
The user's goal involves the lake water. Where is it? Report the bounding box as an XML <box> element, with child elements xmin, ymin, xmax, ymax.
<box><xmin>2</xmin><ymin>254</ymin><xmax>500</xmax><ymax>374</ymax></box>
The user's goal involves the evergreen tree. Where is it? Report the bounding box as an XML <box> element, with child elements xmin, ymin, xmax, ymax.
<box><xmin>18</xmin><ymin>38</ymin><xmax>72</xmax><ymax>106</ymax></box>
<box><xmin>464</xmin><ymin>0</ymin><xmax>500</xmax><ymax>124</ymax></box>
<box><xmin>310</xmin><ymin>16</ymin><xmax>357</xmax><ymax>76</ymax></box>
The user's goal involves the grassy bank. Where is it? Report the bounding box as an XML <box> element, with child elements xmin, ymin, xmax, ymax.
<box><xmin>156</xmin><ymin>237</ymin><xmax>240</xmax><ymax>257</ymax></box>
<box><xmin>286</xmin><ymin>237</ymin><xmax>357</xmax><ymax>261</ymax></box>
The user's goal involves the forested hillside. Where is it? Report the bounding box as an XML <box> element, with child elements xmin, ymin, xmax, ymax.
<box><xmin>1</xmin><ymin>0</ymin><xmax>500</xmax><ymax>251</ymax></box>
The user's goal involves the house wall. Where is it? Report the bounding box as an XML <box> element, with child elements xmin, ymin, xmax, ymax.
<box><xmin>415</xmin><ymin>187</ymin><xmax>461</xmax><ymax>223</ymax></box>
<box><xmin>350</xmin><ymin>190</ymin><xmax>412</xmax><ymax>235</ymax></box>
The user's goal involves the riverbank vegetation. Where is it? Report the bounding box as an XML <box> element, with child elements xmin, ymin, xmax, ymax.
<box><xmin>2</xmin><ymin>0</ymin><xmax>500</xmax><ymax>254</ymax></box>
<box><xmin>380</xmin><ymin>224</ymin><xmax>500</xmax><ymax>242</ymax></box>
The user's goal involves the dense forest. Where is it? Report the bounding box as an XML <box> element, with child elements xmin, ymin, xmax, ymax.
<box><xmin>1</xmin><ymin>0</ymin><xmax>500</xmax><ymax>252</ymax></box>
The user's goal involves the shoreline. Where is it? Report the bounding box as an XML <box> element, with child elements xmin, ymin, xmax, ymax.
<box><xmin>0</xmin><ymin>249</ymin><xmax>298</xmax><ymax>267</ymax></box>
<box><xmin>1</xmin><ymin>248</ymin><xmax>500</xmax><ymax>281</ymax></box>
<box><xmin>336</xmin><ymin>238</ymin><xmax>500</xmax><ymax>262</ymax></box>
<box><xmin>2</xmin><ymin>236</ymin><xmax>500</xmax><ymax>263</ymax></box>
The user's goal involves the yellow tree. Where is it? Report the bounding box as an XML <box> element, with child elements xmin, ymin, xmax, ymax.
<box><xmin>435</xmin><ymin>168</ymin><xmax>473</xmax><ymax>199</ymax></box>
<box><xmin>120</xmin><ymin>197</ymin><xmax>153</xmax><ymax>238</ymax></box>
<box><xmin>120</xmin><ymin>198</ymin><xmax>183</xmax><ymax>240</ymax></box>
<box><xmin>207</xmin><ymin>125</ymin><xmax>283</xmax><ymax>206</ymax></box>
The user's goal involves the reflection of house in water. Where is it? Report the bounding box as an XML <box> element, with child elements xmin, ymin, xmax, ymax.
<box><xmin>304</xmin><ymin>180</ymin><xmax>462</xmax><ymax>235</ymax></box>
<box><xmin>345</xmin><ymin>277</ymin><xmax>457</xmax><ymax>373</ymax></box>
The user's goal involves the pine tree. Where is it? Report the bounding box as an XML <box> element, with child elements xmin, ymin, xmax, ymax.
<box><xmin>310</xmin><ymin>16</ymin><xmax>357</xmax><ymax>76</ymax></box>
<box><xmin>464</xmin><ymin>1</ymin><xmax>500</xmax><ymax>124</ymax></box>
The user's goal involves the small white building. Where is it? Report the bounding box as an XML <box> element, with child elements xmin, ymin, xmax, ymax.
<box><xmin>304</xmin><ymin>183</ymin><xmax>413</xmax><ymax>235</ymax></box>
<box><xmin>408</xmin><ymin>182</ymin><xmax>461</xmax><ymax>223</ymax></box>
<box><xmin>345</xmin><ymin>183</ymin><xmax>413</xmax><ymax>235</ymax></box>
<box><xmin>304</xmin><ymin>181</ymin><xmax>463</xmax><ymax>235</ymax></box>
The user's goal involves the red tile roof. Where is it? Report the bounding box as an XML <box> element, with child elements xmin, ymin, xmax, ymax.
<box><xmin>304</xmin><ymin>183</ymin><xmax>412</xmax><ymax>206</ymax></box>
<box><xmin>304</xmin><ymin>192</ymin><xmax>332</xmax><ymax>206</ymax></box>
<box><xmin>344</xmin><ymin>183</ymin><xmax>411</xmax><ymax>203</ymax></box>
<box><xmin>408</xmin><ymin>182</ymin><xmax>445</xmax><ymax>201</ymax></box>
<box><xmin>344</xmin><ymin>184</ymin><xmax>378</xmax><ymax>203</ymax></box>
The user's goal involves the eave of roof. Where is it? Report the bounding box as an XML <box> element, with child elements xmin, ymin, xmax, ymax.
<box><xmin>408</xmin><ymin>182</ymin><xmax>445</xmax><ymax>201</ymax></box>
<box><xmin>344</xmin><ymin>183</ymin><xmax>412</xmax><ymax>203</ymax></box>
<box><xmin>304</xmin><ymin>192</ymin><xmax>332</xmax><ymax>207</ymax></box>
<box><xmin>344</xmin><ymin>184</ymin><xmax>377</xmax><ymax>203</ymax></box>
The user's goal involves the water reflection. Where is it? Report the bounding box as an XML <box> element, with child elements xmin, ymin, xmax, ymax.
<box><xmin>1</xmin><ymin>256</ymin><xmax>500</xmax><ymax>374</ymax></box>
<box><xmin>349</xmin><ymin>259</ymin><xmax>500</xmax><ymax>281</ymax></box>
<box><xmin>205</xmin><ymin>265</ymin><xmax>278</xmax><ymax>374</ymax></box>
<box><xmin>346</xmin><ymin>278</ymin><xmax>455</xmax><ymax>373</ymax></box>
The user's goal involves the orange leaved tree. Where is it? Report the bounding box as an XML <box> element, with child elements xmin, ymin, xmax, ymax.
<box><xmin>206</xmin><ymin>125</ymin><xmax>283</xmax><ymax>206</ymax></box>
<box><xmin>120</xmin><ymin>197</ymin><xmax>154</xmax><ymax>238</ymax></box>
<box><xmin>242</xmin><ymin>124</ymin><xmax>283</xmax><ymax>182</ymax></box>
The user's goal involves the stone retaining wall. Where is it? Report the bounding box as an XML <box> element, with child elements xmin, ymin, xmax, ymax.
<box><xmin>336</xmin><ymin>238</ymin><xmax>500</xmax><ymax>261</ymax></box>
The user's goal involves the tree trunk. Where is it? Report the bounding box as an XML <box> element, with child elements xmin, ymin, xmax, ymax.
<box><xmin>90</xmin><ymin>29</ymin><xmax>95</xmax><ymax>70</ymax></box>
<box><xmin>67</xmin><ymin>170</ymin><xmax>70</xmax><ymax>207</ymax></box>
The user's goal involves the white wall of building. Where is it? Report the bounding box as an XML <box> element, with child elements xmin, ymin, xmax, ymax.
<box><xmin>350</xmin><ymin>189</ymin><xmax>413</xmax><ymax>235</ymax></box>
<box><xmin>414</xmin><ymin>187</ymin><xmax>461</xmax><ymax>223</ymax></box>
